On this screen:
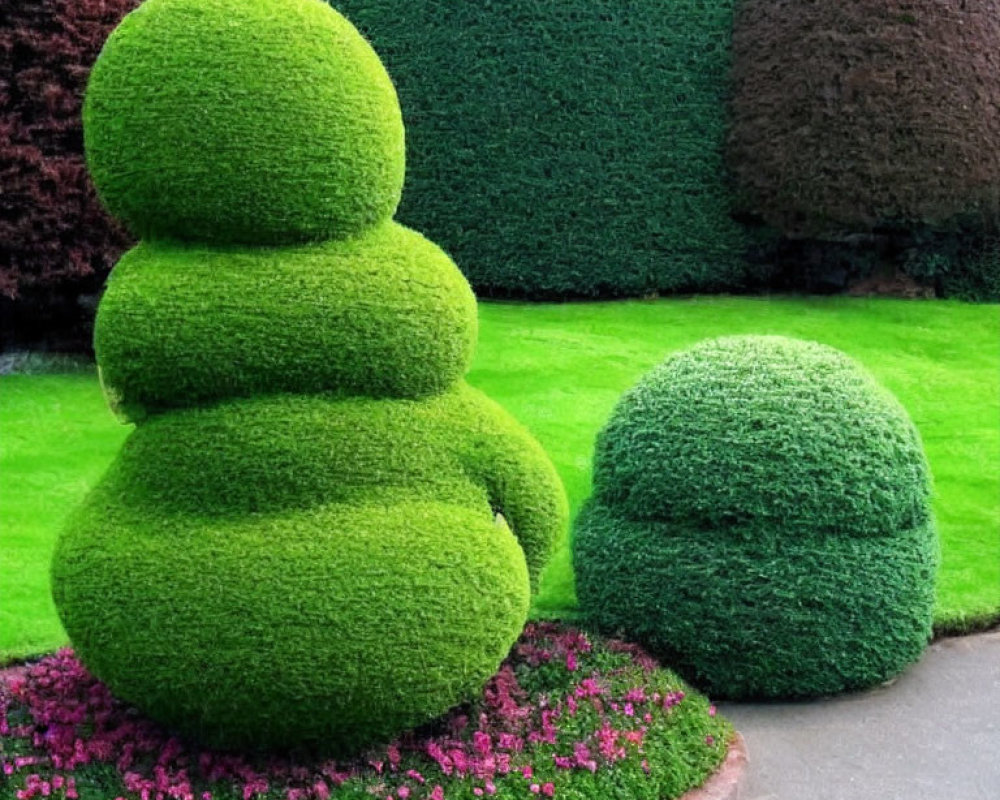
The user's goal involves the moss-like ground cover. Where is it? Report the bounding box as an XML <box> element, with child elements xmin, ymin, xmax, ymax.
<box><xmin>1</xmin><ymin>296</ymin><xmax>998</xmax><ymax>661</ymax></box>
<box><xmin>0</xmin><ymin>623</ymin><xmax>731</xmax><ymax>800</ymax></box>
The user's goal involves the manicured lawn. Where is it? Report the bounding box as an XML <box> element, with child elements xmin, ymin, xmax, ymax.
<box><xmin>1</xmin><ymin>296</ymin><xmax>998</xmax><ymax>660</ymax></box>
<box><xmin>470</xmin><ymin>297</ymin><xmax>1000</xmax><ymax>633</ymax></box>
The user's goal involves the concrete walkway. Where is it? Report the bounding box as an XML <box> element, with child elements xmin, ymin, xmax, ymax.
<box><xmin>719</xmin><ymin>628</ymin><xmax>1000</xmax><ymax>800</ymax></box>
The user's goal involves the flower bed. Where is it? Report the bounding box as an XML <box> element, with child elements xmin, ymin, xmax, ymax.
<box><xmin>0</xmin><ymin>623</ymin><xmax>731</xmax><ymax>800</ymax></box>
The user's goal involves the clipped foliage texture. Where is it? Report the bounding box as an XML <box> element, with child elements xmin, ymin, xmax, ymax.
<box><xmin>83</xmin><ymin>0</ymin><xmax>405</xmax><ymax>244</ymax></box>
<box><xmin>332</xmin><ymin>0</ymin><xmax>756</xmax><ymax>297</ymax></box>
<box><xmin>54</xmin><ymin>386</ymin><xmax>566</xmax><ymax>753</ymax></box>
<box><xmin>574</xmin><ymin>336</ymin><xmax>938</xmax><ymax>699</ymax></box>
<box><xmin>0</xmin><ymin>0</ymin><xmax>137</xmax><ymax>348</ymax></box>
<box><xmin>94</xmin><ymin>222</ymin><xmax>478</xmax><ymax>419</ymax></box>
<box><xmin>54</xmin><ymin>0</ymin><xmax>568</xmax><ymax>755</ymax></box>
<box><xmin>728</xmin><ymin>0</ymin><xmax>1000</xmax><ymax>239</ymax></box>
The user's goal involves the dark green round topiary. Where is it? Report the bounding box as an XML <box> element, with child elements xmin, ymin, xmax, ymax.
<box><xmin>574</xmin><ymin>335</ymin><xmax>938</xmax><ymax>699</ymax></box>
<box><xmin>83</xmin><ymin>0</ymin><xmax>405</xmax><ymax>244</ymax></box>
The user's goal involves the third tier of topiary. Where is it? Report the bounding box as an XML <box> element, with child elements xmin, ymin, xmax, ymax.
<box><xmin>574</xmin><ymin>335</ymin><xmax>938</xmax><ymax>699</ymax></box>
<box><xmin>53</xmin><ymin>0</ymin><xmax>568</xmax><ymax>755</ymax></box>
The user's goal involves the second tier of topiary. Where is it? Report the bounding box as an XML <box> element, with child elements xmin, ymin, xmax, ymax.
<box><xmin>52</xmin><ymin>0</ymin><xmax>568</xmax><ymax>755</ymax></box>
<box><xmin>574</xmin><ymin>336</ymin><xmax>938</xmax><ymax>699</ymax></box>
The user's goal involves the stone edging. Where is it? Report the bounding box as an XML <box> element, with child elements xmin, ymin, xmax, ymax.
<box><xmin>681</xmin><ymin>732</ymin><xmax>749</xmax><ymax>800</ymax></box>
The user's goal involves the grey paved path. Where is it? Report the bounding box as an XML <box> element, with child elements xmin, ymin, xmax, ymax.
<box><xmin>719</xmin><ymin>628</ymin><xmax>1000</xmax><ymax>800</ymax></box>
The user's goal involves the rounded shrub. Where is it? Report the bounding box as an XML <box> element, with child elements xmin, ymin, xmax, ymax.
<box><xmin>726</xmin><ymin>0</ymin><xmax>1000</xmax><ymax>298</ymax></box>
<box><xmin>54</xmin><ymin>0</ymin><xmax>568</xmax><ymax>755</ymax></box>
<box><xmin>83</xmin><ymin>0</ymin><xmax>405</xmax><ymax>244</ymax></box>
<box><xmin>574</xmin><ymin>335</ymin><xmax>938</xmax><ymax>699</ymax></box>
<box><xmin>54</xmin><ymin>492</ymin><xmax>530</xmax><ymax>753</ymax></box>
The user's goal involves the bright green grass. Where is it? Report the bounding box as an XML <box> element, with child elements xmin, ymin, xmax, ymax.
<box><xmin>0</xmin><ymin>373</ymin><xmax>131</xmax><ymax>661</ymax></box>
<box><xmin>1</xmin><ymin>296</ymin><xmax>998</xmax><ymax>661</ymax></box>
<box><xmin>470</xmin><ymin>297</ymin><xmax>1000</xmax><ymax>634</ymax></box>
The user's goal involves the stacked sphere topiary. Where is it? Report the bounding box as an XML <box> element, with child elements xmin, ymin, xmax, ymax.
<box><xmin>52</xmin><ymin>0</ymin><xmax>567</xmax><ymax>755</ymax></box>
<box><xmin>574</xmin><ymin>335</ymin><xmax>938</xmax><ymax>699</ymax></box>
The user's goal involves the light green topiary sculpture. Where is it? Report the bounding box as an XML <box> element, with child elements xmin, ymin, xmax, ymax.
<box><xmin>53</xmin><ymin>0</ymin><xmax>567</xmax><ymax>755</ymax></box>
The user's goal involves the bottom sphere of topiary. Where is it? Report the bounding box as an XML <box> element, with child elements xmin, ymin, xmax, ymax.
<box><xmin>0</xmin><ymin>623</ymin><xmax>734</xmax><ymax>800</ymax></box>
<box><xmin>575</xmin><ymin>500</ymin><xmax>938</xmax><ymax>699</ymax></box>
<box><xmin>52</xmin><ymin>493</ymin><xmax>530</xmax><ymax>754</ymax></box>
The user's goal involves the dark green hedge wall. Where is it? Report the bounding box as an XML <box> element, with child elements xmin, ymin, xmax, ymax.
<box><xmin>332</xmin><ymin>0</ymin><xmax>757</xmax><ymax>298</ymax></box>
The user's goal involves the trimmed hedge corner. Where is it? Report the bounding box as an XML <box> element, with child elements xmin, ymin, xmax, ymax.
<box><xmin>332</xmin><ymin>0</ymin><xmax>758</xmax><ymax>298</ymax></box>
<box><xmin>574</xmin><ymin>336</ymin><xmax>938</xmax><ymax>699</ymax></box>
<box><xmin>728</xmin><ymin>0</ymin><xmax>1000</xmax><ymax>239</ymax></box>
<box><xmin>53</xmin><ymin>0</ymin><xmax>568</xmax><ymax>755</ymax></box>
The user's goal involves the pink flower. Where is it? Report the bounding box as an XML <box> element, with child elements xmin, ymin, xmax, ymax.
<box><xmin>473</xmin><ymin>731</ymin><xmax>491</xmax><ymax>756</ymax></box>
<box><xmin>565</xmin><ymin>652</ymin><xmax>577</xmax><ymax>672</ymax></box>
<box><xmin>497</xmin><ymin>733</ymin><xmax>522</xmax><ymax>752</ymax></box>
<box><xmin>708</xmin><ymin>705</ymin><xmax>717</xmax><ymax>717</ymax></box>
<box><xmin>541</xmin><ymin>783</ymin><xmax>555</xmax><ymax>797</ymax></box>
<box><xmin>521</xmin><ymin>766</ymin><xmax>533</xmax><ymax>779</ymax></box>
<box><xmin>530</xmin><ymin>784</ymin><xmax>540</xmax><ymax>794</ymax></box>
<box><xmin>429</xmin><ymin>787</ymin><xmax>444</xmax><ymax>800</ymax></box>
<box><xmin>313</xmin><ymin>780</ymin><xmax>331</xmax><ymax>800</ymax></box>
<box><xmin>705</xmin><ymin>736</ymin><xmax>715</xmax><ymax>747</ymax></box>
<box><xmin>396</xmin><ymin>788</ymin><xmax>409</xmax><ymax>800</ymax></box>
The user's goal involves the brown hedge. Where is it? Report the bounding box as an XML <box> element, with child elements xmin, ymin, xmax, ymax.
<box><xmin>0</xmin><ymin>0</ymin><xmax>137</xmax><ymax>348</ymax></box>
<box><xmin>727</xmin><ymin>0</ymin><xmax>1000</xmax><ymax>239</ymax></box>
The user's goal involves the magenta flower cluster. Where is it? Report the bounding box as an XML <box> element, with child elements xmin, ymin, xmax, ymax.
<box><xmin>0</xmin><ymin>624</ymin><xmax>724</xmax><ymax>800</ymax></box>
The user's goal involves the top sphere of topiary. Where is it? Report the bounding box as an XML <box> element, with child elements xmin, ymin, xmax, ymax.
<box><xmin>83</xmin><ymin>0</ymin><xmax>405</xmax><ymax>244</ymax></box>
<box><xmin>593</xmin><ymin>335</ymin><xmax>931</xmax><ymax>539</ymax></box>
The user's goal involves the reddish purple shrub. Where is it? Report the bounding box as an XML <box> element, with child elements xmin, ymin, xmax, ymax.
<box><xmin>0</xmin><ymin>0</ymin><xmax>137</xmax><ymax>350</ymax></box>
<box><xmin>727</xmin><ymin>0</ymin><xmax>1000</xmax><ymax>239</ymax></box>
<box><xmin>0</xmin><ymin>624</ymin><xmax>731</xmax><ymax>800</ymax></box>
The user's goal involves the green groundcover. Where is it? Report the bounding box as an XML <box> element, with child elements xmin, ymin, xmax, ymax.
<box><xmin>1</xmin><ymin>297</ymin><xmax>998</xmax><ymax>661</ymax></box>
